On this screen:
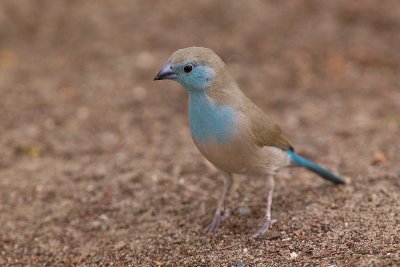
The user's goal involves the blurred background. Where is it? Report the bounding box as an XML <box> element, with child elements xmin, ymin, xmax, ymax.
<box><xmin>0</xmin><ymin>0</ymin><xmax>399</xmax><ymax>265</ymax></box>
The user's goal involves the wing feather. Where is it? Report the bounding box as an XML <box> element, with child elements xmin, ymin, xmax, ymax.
<box><xmin>244</xmin><ymin>99</ymin><xmax>294</xmax><ymax>151</ymax></box>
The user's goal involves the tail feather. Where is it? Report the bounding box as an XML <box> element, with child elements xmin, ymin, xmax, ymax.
<box><xmin>287</xmin><ymin>150</ymin><xmax>345</xmax><ymax>185</ymax></box>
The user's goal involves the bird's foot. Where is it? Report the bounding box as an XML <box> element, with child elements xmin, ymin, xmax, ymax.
<box><xmin>251</xmin><ymin>218</ymin><xmax>278</xmax><ymax>238</ymax></box>
<box><xmin>204</xmin><ymin>212</ymin><xmax>227</xmax><ymax>234</ymax></box>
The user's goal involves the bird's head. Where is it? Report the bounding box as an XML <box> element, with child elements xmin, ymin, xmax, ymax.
<box><xmin>154</xmin><ymin>47</ymin><xmax>225</xmax><ymax>92</ymax></box>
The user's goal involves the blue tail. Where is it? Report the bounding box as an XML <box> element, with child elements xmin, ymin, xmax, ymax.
<box><xmin>287</xmin><ymin>150</ymin><xmax>344</xmax><ymax>185</ymax></box>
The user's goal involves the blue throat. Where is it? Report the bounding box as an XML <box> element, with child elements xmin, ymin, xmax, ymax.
<box><xmin>188</xmin><ymin>91</ymin><xmax>236</xmax><ymax>144</ymax></box>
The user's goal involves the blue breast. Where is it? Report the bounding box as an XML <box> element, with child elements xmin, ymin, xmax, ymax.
<box><xmin>188</xmin><ymin>91</ymin><xmax>236</xmax><ymax>144</ymax></box>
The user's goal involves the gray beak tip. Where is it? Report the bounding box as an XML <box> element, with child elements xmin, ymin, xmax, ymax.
<box><xmin>153</xmin><ymin>62</ymin><xmax>176</xmax><ymax>81</ymax></box>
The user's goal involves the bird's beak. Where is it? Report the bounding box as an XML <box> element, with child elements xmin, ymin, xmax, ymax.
<box><xmin>153</xmin><ymin>62</ymin><xmax>177</xmax><ymax>81</ymax></box>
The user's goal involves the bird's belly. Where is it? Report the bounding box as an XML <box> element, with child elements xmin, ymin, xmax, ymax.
<box><xmin>193</xmin><ymin>131</ymin><xmax>291</xmax><ymax>176</ymax></box>
<box><xmin>193</xmin><ymin>133</ymin><xmax>261</xmax><ymax>175</ymax></box>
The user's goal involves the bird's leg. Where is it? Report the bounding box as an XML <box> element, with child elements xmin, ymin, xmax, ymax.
<box><xmin>252</xmin><ymin>175</ymin><xmax>275</xmax><ymax>238</ymax></box>
<box><xmin>204</xmin><ymin>172</ymin><xmax>233</xmax><ymax>234</ymax></box>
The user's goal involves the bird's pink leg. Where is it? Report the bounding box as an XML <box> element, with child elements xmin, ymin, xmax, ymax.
<box><xmin>252</xmin><ymin>175</ymin><xmax>275</xmax><ymax>238</ymax></box>
<box><xmin>204</xmin><ymin>172</ymin><xmax>233</xmax><ymax>234</ymax></box>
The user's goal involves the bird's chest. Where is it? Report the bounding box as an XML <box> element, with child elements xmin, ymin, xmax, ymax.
<box><xmin>188</xmin><ymin>93</ymin><xmax>253</xmax><ymax>173</ymax></box>
<box><xmin>189</xmin><ymin>94</ymin><xmax>237</xmax><ymax>144</ymax></box>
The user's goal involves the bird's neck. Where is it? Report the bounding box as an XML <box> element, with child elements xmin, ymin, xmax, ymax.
<box><xmin>188</xmin><ymin>91</ymin><xmax>236</xmax><ymax>144</ymax></box>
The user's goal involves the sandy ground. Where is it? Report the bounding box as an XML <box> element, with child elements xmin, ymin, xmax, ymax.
<box><xmin>0</xmin><ymin>0</ymin><xmax>399</xmax><ymax>266</ymax></box>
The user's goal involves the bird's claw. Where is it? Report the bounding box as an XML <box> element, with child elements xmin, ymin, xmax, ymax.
<box><xmin>204</xmin><ymin>212</ymin><xmax>226</xmax><ymax>234</ymax></box>
<box><xmin>251</xmin><ymin>218</ymin><xmax>278</xmax><ymax>238</ymax></box>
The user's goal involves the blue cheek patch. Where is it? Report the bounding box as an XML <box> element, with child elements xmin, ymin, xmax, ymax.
<box><xmin>178</xmin><ymin>64</ymin><xmax>215</xmax><ymax>91</ymax></box>
<box><xmin>189</xmin><ymin>92</ymin><xmax>236</xmax><ymax>144</ymax></box>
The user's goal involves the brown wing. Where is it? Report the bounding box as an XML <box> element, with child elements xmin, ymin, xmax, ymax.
<box><xmin>208</xmin><ymin>79</ymin><xmax>294</xmax><ymax>151</ymax></box>
<box><xmin>245</xmin><ymin>101</ymin><xmax>294</xmax><ymax>151</ymax></box>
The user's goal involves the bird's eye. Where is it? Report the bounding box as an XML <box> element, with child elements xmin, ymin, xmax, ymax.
<box><xmin>184</xmin><ymin>65</ymin><xmax>192</xmax><ymax>73</ymax></box>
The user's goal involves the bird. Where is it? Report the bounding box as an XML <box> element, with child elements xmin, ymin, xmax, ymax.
<box><xmin>154</xmin><ymin>47</ymin><xmax>345</xmax><ymax>238</ymax></box>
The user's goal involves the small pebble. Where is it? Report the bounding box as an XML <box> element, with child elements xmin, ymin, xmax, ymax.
<box><xmin>371</xmin><ymin>151</ymin><xmax>387</xmax><ymax>165</ymax></box>
<box><xmin>290</xmin><ymin>252</ymin><xmax>298</xmax><ymax>259</ymax></box>
<box><xmin>91</xmin><ymin>220</ymin><xmax>102</xmax><ymax>229</ymax></box>
<box><xmin>99</xmin><ymin>214</ymin><xmax>109</xmax><ymax>222</ymax></box>
<box><xmin>114</xmin><ymin>241</ymin><xmax>126</xmax><ymax>250</ymax></box>
<box><xmin>238</xmin><ymin>207</ymin><xmax>251</xmax><ymax>215</ymax></box>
